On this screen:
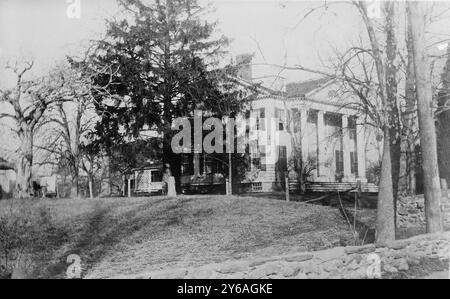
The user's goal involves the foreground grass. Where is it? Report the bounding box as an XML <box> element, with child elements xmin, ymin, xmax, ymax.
<box><xmin>0</xmin><ymin>195</ymin><xmax>355</xmax><ymax>278</ymax></box>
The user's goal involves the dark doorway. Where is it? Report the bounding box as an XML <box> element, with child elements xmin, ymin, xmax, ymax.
<box><xmin>276</xmin><ymin>145</ymin><xmax>287</xmax><ymax>190</ymax></box>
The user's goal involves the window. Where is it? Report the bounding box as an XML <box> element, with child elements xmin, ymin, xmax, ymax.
<box><xmin>277</xmin><ymin>145</ymin><xmax>287</xmax><ymax>173</ymax></box>
<box><xmin>136</xmin><ymin>170</ymin><xmax>149</xmax><ymax>190</ymax></box>
<box><xmin>201</xmin><ymin>155</ymin><xmax>223</xmax><ymax>175</ymax></box>
<box><xmin>251</xmin><ymin>141</ymin><xmax>260</xmax><ymax>170</ymax></box>
<box><xmin>291</xmin><ymin>108</ymin><xmax>301</xmax><ymax>133</ymax></box>
<box><xmin>151</xmin><ymin>170</ymin><xmax>162</xmax><ymax>182</ymax></box>
<box><xmin>275</xmin><ymin>108</ymin><xmax>285</xmax><ymax>131</ymax></box>
<box><xmin>350</xmin><ymin>152</ymin><xmax>358</xmax><ymax>175</ymax></box>
<box><xmin>348</xmin><ymin>117</ymin><xmax>357</xmax><ymax>140</ymax></box>
<box><xmin>258</xmin><ymin>108</ymin><xmax>266</xmax><ymax>131</ymax></box>
<box><xmin>252</xmin><ymin>154</ymin><xmax>261</xmax><ymax>170</ymax></box>
<box><xmin>181</xmin><ymin>154</ymin><xmax>193</xmax><ymax>175</ymax></box>
<box><xmin>245</xmin><ymin>110</ymin><xmax>251</xmax><ymax>134</ymax></box>
<box><xmin>349</xmin><ymin>128</ymin><xmax>357</xmax><ymax>141</ymax></box>
<box><xmin>205</xmin><ymin>155</ymin><xmax>213</xmax><ymax>174</ymax></box>
<box><xmin>251</xmin><ymin>144</ymin><xmax>267</xmax><ymax>171</ymax></box>
<box><xmin>260</xmin><ymin>107</ymin><xmax>265</xmax><ymax>118</ymax></box>
<box><xmin>335</xmin><ymin>150</ymin><xmax>344</xmax><ymax>175</ymax></box>
<box><xmin>200</xmin><ymin>153</ymin><xmax>204</xmax><ymax>174</ymax></box>
<box><xmin>278</xmin><ymin>145</ymin><xmax>287</xmax><ymax>160</ymax></box>
<box><xmin>260</xmin><ymin>145</ymin><xmax>266</xmax><ymax>171</ymax></box>
<box><xmin>252</xmin><ymin>182</ymin><xmax>262</xmax><ymax>192</ymax></box>
<box><xmin>325</xmin><ymin>113</ymin><xmax>341</xmax><ymax>127</ymax></box>
<box><xmin>307</xmin><ymin>110</ymin><xmax>317</xmax><ymax>124</ymax></box>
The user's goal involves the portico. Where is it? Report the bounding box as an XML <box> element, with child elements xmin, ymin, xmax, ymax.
<box><xmin>308</xmin><ymin>110</ymin><xmax>367</xmax><ymax>183</ymax></box>
<box><xmin>243</xmin><ymin>78</ymin><xmax>370</xmax><ymax>192</ymax></box>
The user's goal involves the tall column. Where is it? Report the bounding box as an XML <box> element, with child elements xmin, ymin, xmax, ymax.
<box><xmin>342</xmin><ymin>115</ymin><xmax>351</xmax><ymax>180</ymax></box>
<box><xmin>300</xmin><ymin>109</ymin><xmax>308</xmax><ymax>163</ymax></box>
<box><xmin>356</xmin><ymin>119</ymin><xmax>367</xmax><ymax>182</ymax></box>
<box><xmin>316</xmin><ymin>111</ymin><xmax>326</xmax><ymax>179</ymax></box>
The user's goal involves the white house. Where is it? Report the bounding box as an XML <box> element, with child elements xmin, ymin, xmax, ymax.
<box><xmin>179</xmin><ymin>55</ymin><xmax>379</xmax><ymax>193</ymax></box>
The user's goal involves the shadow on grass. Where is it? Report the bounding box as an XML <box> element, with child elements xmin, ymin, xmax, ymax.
<box><xmin>46</xmin><ymin>198</ymin><xmax>217</xmax><ymax>278</ymax></box>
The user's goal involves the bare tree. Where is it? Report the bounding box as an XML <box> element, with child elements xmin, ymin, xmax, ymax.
<box><xmin>36</xmin><ymin>95</ymin><xmax>96</xmax><ymax>198</ymax></box>
<box><xmin>35</xmin><ymin>55</ymin><xmax>116</xmax><ymax>199</ymax></box>
<box><xmin>0</xmin><ymin>61</ymin><xmax>73</xmax><ymax>198</ymax></box>
<box><xmin>80</xmin><ymin>150</ymin><xmax>103</xmax><ymax>198</ymax></box>
<box><xmin>403</xmin><ymin>11</ymin><xmax>419</xmax><ymax>196</ymax></box>
<box><xmin>351</xmin><ymin>1</ymin><xmax>396</xmax><ymax>243</ymax></box>
<box><xmin>264</xmin><ymin>1</ymin><xmax>398</xmax><ymax>242</ymax></box>
<box><xmin>408</xmin><ymin>1</ymin><xmax>443</xmax><ymax>233</ymax></box>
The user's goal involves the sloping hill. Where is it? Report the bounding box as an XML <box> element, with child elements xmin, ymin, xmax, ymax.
<box><xmin>0</xmin><ymin>195</ymin><xmax>355</xmax><ymax>278</ymax></box>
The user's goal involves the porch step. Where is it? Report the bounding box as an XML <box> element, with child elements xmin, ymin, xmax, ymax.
<box><xmin>303</xmin><ymin>182</ymin><xmax>378</xmax><ymax>193</ymax></box>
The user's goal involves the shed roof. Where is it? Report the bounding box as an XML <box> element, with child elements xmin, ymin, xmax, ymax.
<box><xmin>0</xmin><ymin>157</ymin><xmax>14</xmax><ymax>170</ymax></box>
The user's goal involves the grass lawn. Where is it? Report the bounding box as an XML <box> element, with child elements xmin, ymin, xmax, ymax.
<box><xmin>0</xmin><ymin>195</ymin><xmax>356</xmax><ymax>278</ymax></box>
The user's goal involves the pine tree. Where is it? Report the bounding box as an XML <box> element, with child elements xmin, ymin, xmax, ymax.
<box><xmin>89</xmin><ymin>0</ymin><xmax>243</xmax><ymax>191</ymax></box>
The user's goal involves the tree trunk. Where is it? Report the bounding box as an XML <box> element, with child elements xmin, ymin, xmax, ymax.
<box><xmin>228</xmin><ymin>152</ymin><xmax>232</xmax><ymax>195</ymax></box>
<box><xmin>385</xmin><ymin>0</ymin><xmax>401</xmax><ymax>233</ymax></box>
<box><xmin>70</xmin><ymin>154</ymin><xmax>79</xmax><ymax>198</ymax></box>
<box><xmin>88</xmin><ymin>176</ymin><xmax>94</xmax><ymax>198</ymax></box>
<box><xmin>437</xmin><ymin>39</ymin><xmax>450</xmax><ymax>189</ymax></box>
<box><xmin>404</xmin><ymin>12</ymin><xmax>418</xmax><ymax>195</ymax></box>
<box><xmin>163</xmin><ymin>141</ymin><xmax>181</xmax><ymax>194</ymax></box>
<box><xmin>70</xmin><ymin>171</ymin><xmax>79</xmax><ymax>199</ymax></box>
<box><xmin>100</xmin><ymin>155</ymin><xmax>112</xmax><ymax>197</ymax></box>
<box><xmin>408</xmin><ymin>1</ymin><xmax>443</xmax><ymax>233</ymax></box>
<box><xmin>15</xmin><ymin>129</ymin><xmax>33</xmax><ymax>199</ymax></box>
<box><xmin>376</xmin><ymin>128</ymin><xmax>396</xmax><ymax>243</ymax></box>
<box><xmin>357</xmin><ymin>0</ymin><xmax>396</xmax><ymax>242</ymax></box>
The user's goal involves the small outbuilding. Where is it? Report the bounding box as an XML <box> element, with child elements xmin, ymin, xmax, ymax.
<box><xmin>123</xmin><ymin>162</ymin><xmax>165</xmax><ymax>197</ymax></box>
<box><xmin>0</xmin><ymin>157</ymin><xmax>15</xmax><ymax>199</ymax></box>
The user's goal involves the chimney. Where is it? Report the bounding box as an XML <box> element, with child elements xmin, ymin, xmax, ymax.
<box><xmin>236</xmin><ymin>54</ymin><xmax>253</xmax><ymax>82</ymax></box>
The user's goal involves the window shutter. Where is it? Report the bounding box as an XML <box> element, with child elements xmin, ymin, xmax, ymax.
<box><xmin>259</xmin><ymin>108</ymin><xmax>266</xmax><ymax>131</ymax></box>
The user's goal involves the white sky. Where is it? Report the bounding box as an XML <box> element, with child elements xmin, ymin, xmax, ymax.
<box><xmin>0</xmin><ymin>0</ymin><xmax>371</xmax><ymax>87</ymax></box>
<box><xmin>1</xmin><ymin>0</ymin><xmax>450</xmax><ymax>173</ymax></box>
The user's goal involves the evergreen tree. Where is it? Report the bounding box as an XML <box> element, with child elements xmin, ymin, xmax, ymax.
<box><xmin>89</xmin><ymin>0</ymin><xmax>245</xmax><ymax>191</ymax></box>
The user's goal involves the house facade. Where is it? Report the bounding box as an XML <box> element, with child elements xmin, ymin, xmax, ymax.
<box><xmin>179</xmin><ymin>76</ymin><xmax>379</xmax><ymax>193</ymax></box>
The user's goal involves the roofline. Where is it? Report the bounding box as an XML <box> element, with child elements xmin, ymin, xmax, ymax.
<box><xmin>0</xmin><ymin>162</ymin><xmax>14</xmax><ymax>170</ymax></box>
<box><xmin>304</xmin><ymin>78</ymin><xmax>336</xmax><ymax>98</ymax></box>
<box><xmin>231</xmin><ymin>76</ymin><xmax>285</xmax><ymax>97</ymax></box>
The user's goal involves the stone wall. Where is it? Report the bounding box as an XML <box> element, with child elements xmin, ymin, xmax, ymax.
<box><xmin>397</xmin><ymin>194</ymin><xmax>450</xmax><ymax>229</ymax></box>
<box><xmin>114</xmin><ymin>232</ymin><xmax>450</xmax><ymax>279</ymax></box>
<box><xmin>397</xmin><ymin>195</ymin><xmax>426</xmax><ymax>229</ymax></box>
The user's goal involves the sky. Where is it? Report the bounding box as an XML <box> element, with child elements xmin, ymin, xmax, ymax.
<box><xmin>0</xmin><ymin>0</ymin><xmax>369</xmax><ymax>88</ymax></box>
<box><xmin>1</xmin><ymin>0</ymin><xmax>450</xmax><ymax>172</ymax></box>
